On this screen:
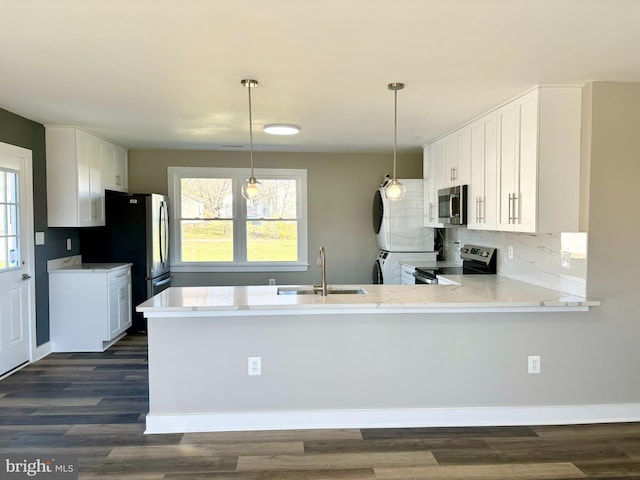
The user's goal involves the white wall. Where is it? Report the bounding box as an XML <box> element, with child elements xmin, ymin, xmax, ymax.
<box><xmin>127</xmin><ymin>150</ymin><xmax>423</xmax><ymax>286</ymax></box>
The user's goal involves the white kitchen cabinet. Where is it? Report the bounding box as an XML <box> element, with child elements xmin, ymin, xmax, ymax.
<box><xmin>423</xmin><ymin>142</ymin><xmax>444</xmax><ymax>227</ymax></box>
<box><xmin>46</xmin><ymin>126</ymin><xmax>128</xmax><ymax>226</ymax></box>
<box><xmin>496</xmin><ymin>86</ymin><xmax>583</xmax><ymax>232</ymax></box>
<box><xmin>441</xmin><ymin>128</ymin><xmax>471</xmax><ymax>189</ymax></box>
<box><xmin>46</xmin><ymin>127</ymin><xmax>104</xmax><ymax>227</ymax></box>
<box><xmin>49</xmin><ymin>264</ymin><xmax>132</xmax><ymax>352</ymax></box>
<box><xmin>467</xmin><ymin>113</ymin><xmax>498</xmax><ymax>230</ymax></box>
<box><xmin>102</xmin><ymin>140</ymin><xmax>128</xmax><ymax>192</ymax></box>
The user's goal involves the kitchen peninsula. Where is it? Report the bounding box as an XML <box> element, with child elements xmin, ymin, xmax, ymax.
<box><xmin>138</xmin><ymin>279</ymin><xmax>599</xmax><ymax>434</ymax></box>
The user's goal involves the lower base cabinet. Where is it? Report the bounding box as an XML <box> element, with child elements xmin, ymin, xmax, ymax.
<box><xmin>49</xmin><ymin>265</ymin><xmax>132</xmax><ymax>352</ymax></box>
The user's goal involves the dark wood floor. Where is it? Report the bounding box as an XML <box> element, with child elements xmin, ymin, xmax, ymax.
<box><xmin>2</xmin><ymin>334</ymin><xmax>640</xmax><ymax>479</ymax></box>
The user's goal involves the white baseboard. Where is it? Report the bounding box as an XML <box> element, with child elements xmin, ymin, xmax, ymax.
<box><xmin>145</xmin><ymin>403</ymin><xmax>640</xmax><ymax>434</ymax></box>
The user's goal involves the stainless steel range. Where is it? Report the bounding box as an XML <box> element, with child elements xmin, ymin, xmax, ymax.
<box><xmin>413</xmin><ymin>244</ymin><xmax>497</xmax><ymax>284</ymax></box>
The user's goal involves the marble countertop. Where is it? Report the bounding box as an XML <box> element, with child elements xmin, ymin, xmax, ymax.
<box><xmin>137</xmin><ymin>275</ymin><xmax>599</xmax><ymax>317</ymax></box>
<box><xmin>48</xmin><ymin>262</ymin><xmax>132</xmax><ymax>273</ymax></box>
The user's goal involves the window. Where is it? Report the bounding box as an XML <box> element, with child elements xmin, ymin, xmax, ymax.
<box><xmin>0</xmin><ymin>168</ymin><xmax>20</xmax><ymax>271</ymax></box>
<box><xmin>168</xmin><ymin>167</ymin><xmax>308</xmax><ymax>272</ymax></box>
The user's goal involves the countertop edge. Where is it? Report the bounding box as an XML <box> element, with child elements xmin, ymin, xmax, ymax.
<box><xmin>48</xmin><ymin>262</ymin><xmax>133</xmax><ymax>273</ymax></box>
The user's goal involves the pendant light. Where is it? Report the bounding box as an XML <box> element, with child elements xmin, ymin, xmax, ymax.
<box><xmin>384</xmin><ymin>82</ymin><xmax>406</xmax><ymax>201</ymax></box>
<box><xmin>241</xmin><ymin>78</ymin><xmax>261</xmax><ymax>200</ymax></box>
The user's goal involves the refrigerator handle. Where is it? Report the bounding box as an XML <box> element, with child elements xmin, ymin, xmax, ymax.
<box><xmin>159</xmin><ymin>202</ymin><xmax>166</xmax><ymax>267</ymax></box>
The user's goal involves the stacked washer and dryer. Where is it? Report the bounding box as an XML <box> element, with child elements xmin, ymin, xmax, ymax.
<box><xmin>372</xmin><ymin>178</ymin><xmax>437</xmax><ymax>284</ymax></box>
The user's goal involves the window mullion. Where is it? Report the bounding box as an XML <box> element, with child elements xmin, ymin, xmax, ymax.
<box><xmin>234</xmin><ymin>174</ymin><xmax>247</xmax><ymax>264</ymax></box>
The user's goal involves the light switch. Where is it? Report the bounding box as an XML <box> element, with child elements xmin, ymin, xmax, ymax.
<box><xmin>35</xmin><ymin>231</ymin><xmax>45</xmax><ymax>245</ymax></box>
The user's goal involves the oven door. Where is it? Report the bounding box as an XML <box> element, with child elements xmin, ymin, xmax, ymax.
<box><xmin>412</xmin><ymin>270</ymin><xmax>438</xmax><ymax>285</ymax></box>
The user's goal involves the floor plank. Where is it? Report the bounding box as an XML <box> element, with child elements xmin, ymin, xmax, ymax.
<box><xmin>374</xmin><ymin>462</ymin><xmax>587</xmax><ymax>479</ymax></box>
<box><xmin>237</xmin><ymin>451</ymin><xmax>437</xmax><ymax>471</ymax></box>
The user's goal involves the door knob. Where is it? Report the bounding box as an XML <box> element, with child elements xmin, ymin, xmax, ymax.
<box><xmin>22</xmin><ymin>273</ymin><xmax>32</xmax><ymax>281</ymax></box>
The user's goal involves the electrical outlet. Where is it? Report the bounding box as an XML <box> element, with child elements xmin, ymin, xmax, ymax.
<box><xmin>268</xmin><ymin>278</ymin><xmax>276</xmax><ymax>286</ymax></box>
<box><xmin>561</xmin><ymin>252</ymin><xmax>571</xmax><ymax>268</ymax></box>
<box><xmin>248</xmin><ymin>356</ymin><xmax>262</xmax><ymax>376</ymax></box>
<box><xmin>528</xmin><ymin>355</ymin><xmax>541</xmax><ymax>374</ymax></box>
<box><xmin>66</xmin><ymin>238</ymin><xmax>72</xmax><ymax>250</ymax></box>
<box><xmin>508</xmin><ymin>245</ymin><xmax>514</xmax><ymax>260</ymax></box>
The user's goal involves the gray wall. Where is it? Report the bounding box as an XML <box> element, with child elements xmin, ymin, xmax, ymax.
<box><xmin>128</xmin><ymin>150</ymin><xmax>423</xmax><ymax>285</ymax></box>
<box><xmin>0</xmin><ymin>108</ymin><xmax>81</xmax><ymax>346</ymax></box>
<box><xmin>141</xmin><ymin>82</ymin><xmax>640</xmax><ymax>410</ymax></box>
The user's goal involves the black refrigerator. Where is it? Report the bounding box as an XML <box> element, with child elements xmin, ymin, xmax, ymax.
<box><xmin>80</xmin><ymin>190</ymin><xmax>171</xmax><ymax>332</ymax></box>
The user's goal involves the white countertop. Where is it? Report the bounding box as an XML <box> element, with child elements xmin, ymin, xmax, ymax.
<box><xmin>48</xmin><ymin>262</ymin><xmax>132</xmax><ymax>273</ymax></box>
<box><xmin>137</xmin><ymin>275</ymin><xmax>599</xmax><ymax>317</ymax></box>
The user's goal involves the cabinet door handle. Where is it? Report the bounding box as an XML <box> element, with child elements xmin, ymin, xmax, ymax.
<box><xmin>512</xmin><ymin>194</ymin><xmax>518</xmax><ymax>222</ymax></box>
<box><xmin>508</xmin><ymin>193</ymin><xmax>513</xmax><ymax>223</ymax></box>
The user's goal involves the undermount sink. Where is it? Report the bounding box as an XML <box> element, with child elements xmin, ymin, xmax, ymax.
<box><xmin>277</xmin><ymin>286</ymin><xmax>368</xmax><ymax>296</ymax></box>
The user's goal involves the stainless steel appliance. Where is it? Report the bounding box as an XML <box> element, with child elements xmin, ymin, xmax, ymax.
<box><xmin>80</xmin><ymin>190</ymin><xmax>171</xmax><ymax>332</ymax></box>
<box><xmin>438</xmin><ymin>185</ymin><xmax>468</xmax><ymax>225</ymax></box>
<box><xmin>413</xmin><ymin>244</ymin><xmax>496</xmax><ymax>284</ymax></box>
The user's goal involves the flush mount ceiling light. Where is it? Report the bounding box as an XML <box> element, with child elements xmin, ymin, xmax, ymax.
<box><xmin>241</xmin><ymin>79</ymin><xmax>261</xmax><ymax>201</ymax></box>
<box><xmin>384</xmin><ymin>82</ymin><xmax>406</xmax><ymax>201</ymax></box>
<box><xmin>263</xmin><ymin>124</ymin><xmax>300</xmax><ymax>135</ymax></box>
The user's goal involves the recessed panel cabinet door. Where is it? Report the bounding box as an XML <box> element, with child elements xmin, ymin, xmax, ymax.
<box><xmin>516</xmin><ymin>91</ymin><xmax>539</xmax><ymax>233</ymax></box>
<box><xmin>497</xmin><ymin>103</ymin><xmax>518</xmax><ymax>231</ymax></box>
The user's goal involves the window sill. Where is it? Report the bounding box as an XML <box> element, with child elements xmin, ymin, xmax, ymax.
<box><xmin>170</xmin><ymin>263</ymin><xmax>310</xmax><ymax>273</ymax></box>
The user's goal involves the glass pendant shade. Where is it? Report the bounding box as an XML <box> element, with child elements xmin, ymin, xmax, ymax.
<box><xmin>384</xmin><ymin>178</ymin><xmax>406</xmax><ymax>200</ymax></box>
<box><xmin>241</xmin><ymin>176</ymin><xmax>261</xmax><ymax>200</ymax></box>
<box><xmin>387</xmin><ymin>82</ymin><xmax>405</xmax><ymax>201</ymax></box>
<box><xmin>241</xmin><ymin>78</ymin><xmax>260</xmax><ymax>201</ymax></box>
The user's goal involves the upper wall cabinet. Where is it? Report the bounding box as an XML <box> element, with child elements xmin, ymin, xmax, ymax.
<box><xmin>467</xmin><ymin>113</ymin><xmax>498</xmax><ymax>230</ymax></box>
<box><xmin>46</xmin><ymin>126</ymin><xmax>128</xmax><ymax>227</ymax></box>
<box><xmin>102</xmin><ymin>141</ymin><xmax>128</xmax><ymax>193</ymax></box>
<box><xmin>442</xmin><ymin>129</ymin><xmax>471</xmax><ymax>188</ymax></box>
<box><xmin>496</xmin><ymin>86</ymin><xmax>583</xmax><ymax>233</ymax></box>
<box><xmin>425</xmin><ymin>84</ymin><xmax>584</xmax><ymax>233</ymax></box>
<box><xmin>423</xmin><ymin>142</ymin><xmax>445</xmax><ymax>228</ymax></box>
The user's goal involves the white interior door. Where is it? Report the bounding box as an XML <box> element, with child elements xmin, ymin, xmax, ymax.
<box><xmin>0</xmin><ymin>142</ymin><xmax>34</xmax><ymax>377</ymax></box>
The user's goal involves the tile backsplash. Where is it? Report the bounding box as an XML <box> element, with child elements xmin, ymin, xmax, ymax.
<box><xmin>442</xmin><ymin>228</ymin><xmax>587</xmax><ymax>296</ymax></box>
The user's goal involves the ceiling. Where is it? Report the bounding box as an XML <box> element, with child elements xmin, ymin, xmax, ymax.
<box><xmin>1</xmin><ymin>0</ymin><xmax>639</xmax><ymax>154</ymax></box>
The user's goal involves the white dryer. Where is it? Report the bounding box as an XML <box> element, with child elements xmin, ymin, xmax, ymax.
<box><xmin>372</xmin><ymin>250</ymin><xmax>438</xmax><ymax>284</ymax></box>
<box><xmin>373</xmin><ymin>179</ymin><xmax>434</xmax><ymax>252</ymax></box>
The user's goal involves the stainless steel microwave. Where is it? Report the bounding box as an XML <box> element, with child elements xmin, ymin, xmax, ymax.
<box><xmin>438</xmin><ymin>185</ymin><xmax>468</xmax><ymax>225</ymax></box>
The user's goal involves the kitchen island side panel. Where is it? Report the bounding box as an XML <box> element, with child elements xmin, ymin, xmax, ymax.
<box><xmin>147</xmin><ymin>310</ymin><xmax>597</xmax><ymax>418</ymax></box>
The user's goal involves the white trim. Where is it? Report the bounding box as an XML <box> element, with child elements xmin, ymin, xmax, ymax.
<box><xmin>33</xmin><ymin>341</ymin><xmax>52</xmax><ymax>362</ymax></box>
<box><xmin>0</xmin><ymin>142</ymin><xmax>36</xmax><ymax>370</ymax></box>
<box><xmin>145</xmin><ymin>403</ymin><xmax>640</xmax><ymax>434</ymax></box>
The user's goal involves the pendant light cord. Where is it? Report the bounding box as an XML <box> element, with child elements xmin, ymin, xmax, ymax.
<box><xmin>393</xmin><ymin>87</ymin><xmax>398</xmax><ymax>181</ymax></box>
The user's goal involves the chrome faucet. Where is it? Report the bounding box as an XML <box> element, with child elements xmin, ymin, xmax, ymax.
<box><xmin>314</xmin><ymin>246</ymin><xmax>327</xmax><ymax>296</ymax></box>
